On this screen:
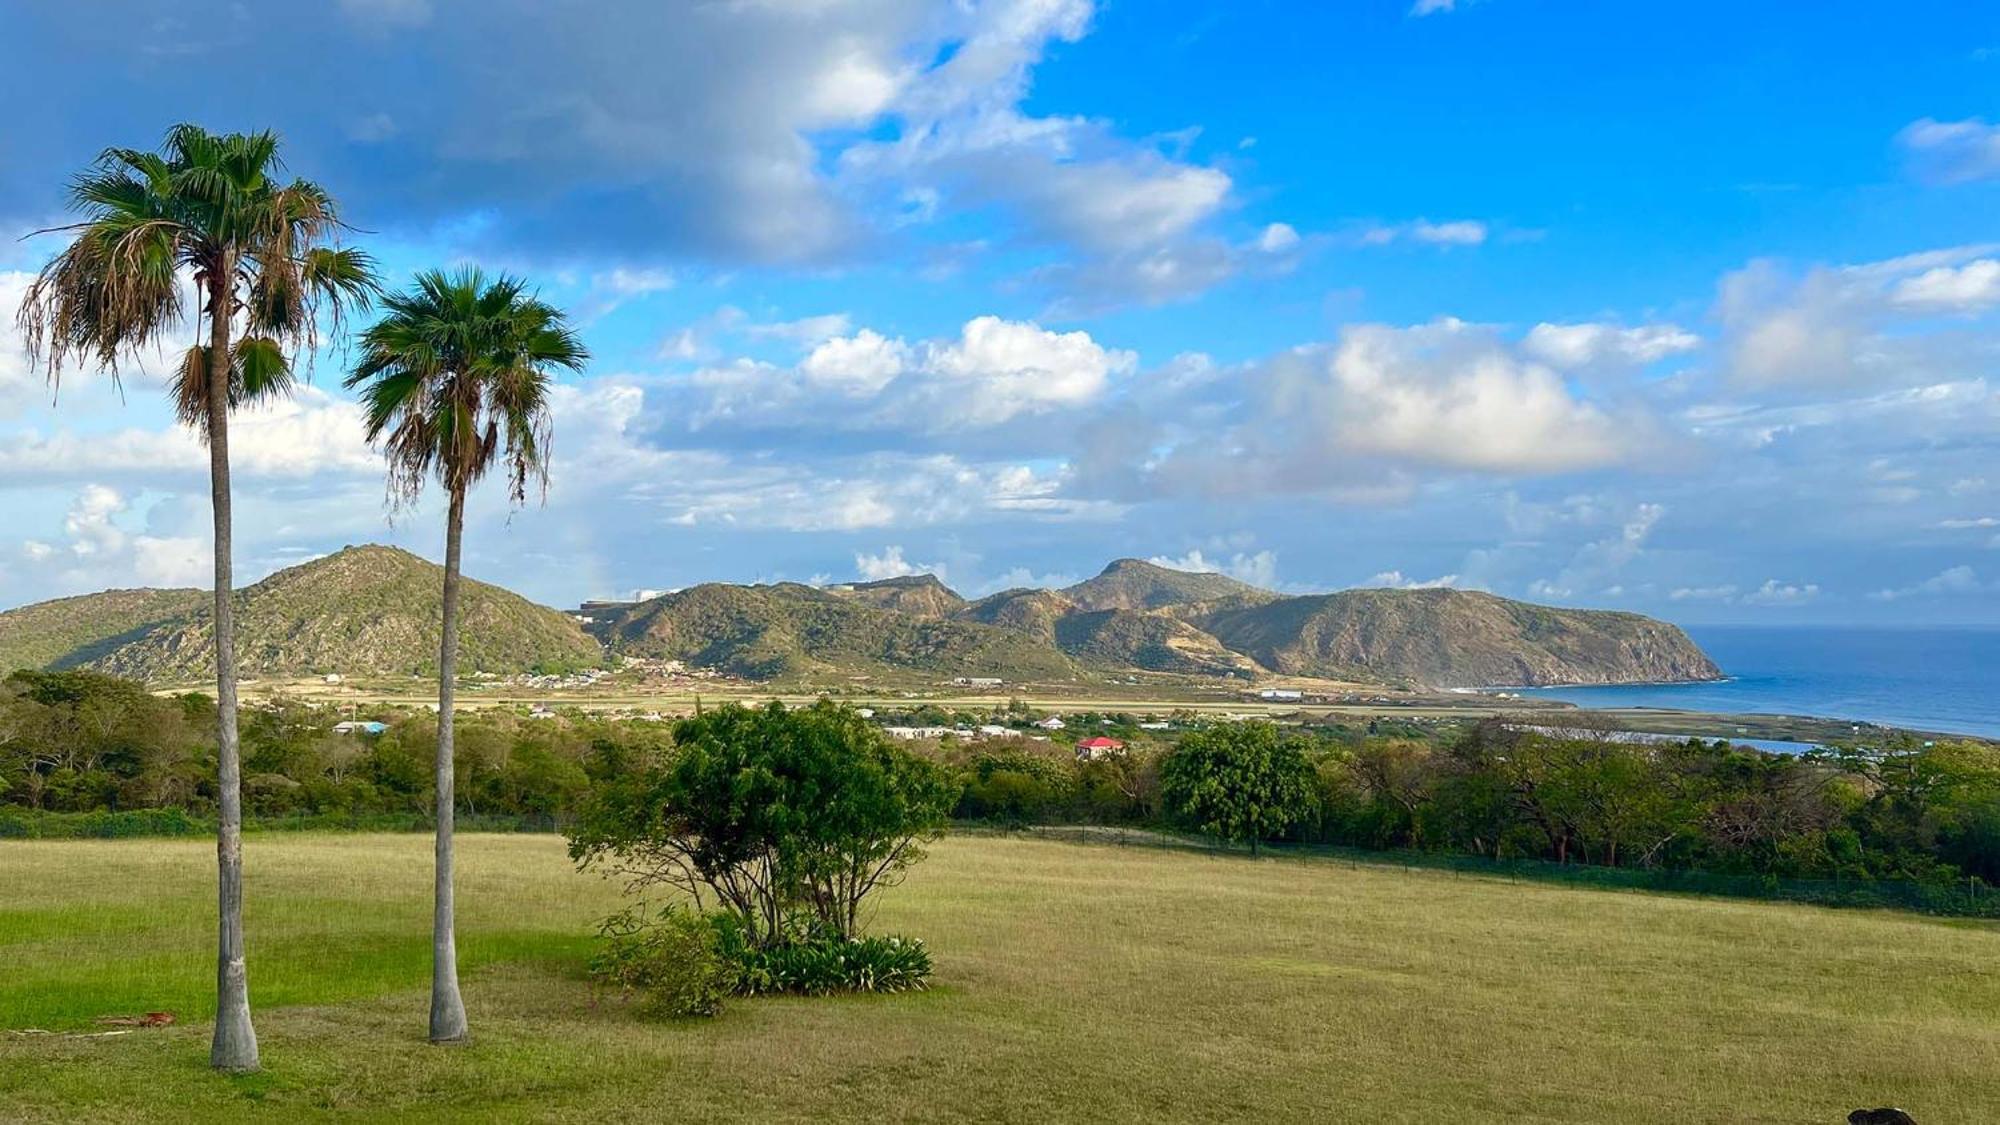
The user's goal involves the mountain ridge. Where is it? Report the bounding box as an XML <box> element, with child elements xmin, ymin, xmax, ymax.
<box><xmin>1</xmin><ymin>545</ymin><xmax>1722</xmax><ymax>689</ymax></box>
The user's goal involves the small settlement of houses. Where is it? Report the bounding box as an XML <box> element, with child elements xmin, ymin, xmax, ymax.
<box><xmin>880</xmin><ymin>719</ymin><xmax>1127</xmax><ymax>761</ymax></box>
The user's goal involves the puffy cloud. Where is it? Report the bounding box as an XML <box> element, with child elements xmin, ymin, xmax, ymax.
<box><xmin>1</xmin><ymin>271</ymin><xmax>51</xmax><ymax>414</ymax></box>
<box><xmin>798</xmin><ymin>329</ymin><xmax>909</xmax><ymax>394</ymax></box>
<box><xmin>1410</xmin><ymin>0</ymin><xmax>1464</xmax><ymax>16</ymax></box>
<box><xmin>1528</xmin><ymin>502</ymin><xmax>1664</xmax><ymax>601</ymax></box>
<box><xmin>10</xmin><ymin>0</ymin><xmax>1273</xmax><ymax>298</ymax></box>
<box><xmin>685</xmin><ymin>315</ymin><xmax>1135</xmax><ymax>433</ymax></box>
<box><xmin>544</xmin><ymin>378</ymin><xmax>1120</xmax><ymax>533</ymax></box>
<box><xmin>0</xmin><ymin>387</ymin><xmax>376</xmax><ymax>486</ymax></box>
<box><xmin>1077</xmin><ymin>319</ymin><xmax>1664</xmax><ymax>506</ymax></box>
<box><xmin>1363</xmin><ymin>570</ymin><xmax>1464</xmax><ymax>590</ymax></box>
<box><xmin>1892</xmin><ymin>259</ymin><xmax>2000</xmax><ymax>312</ymax></box>
<box><xmin>1147</xmin><ymin>548</ymin><xmax>1279</xmax><ymax>589</ymax></box>
<box><xmin>1898</xmin><ymin>117</ymin><xmax>2000</xmax><ymax>184</ymax></box>
<box><xmin>1716</xmin><ymin>245</ymin><xmax>2000</xmax><ymax>388</ymax></box>
<box><xmin>1287</xmin><ymin>320</ymin><xmax>1652</xmax><ymax>473</ymax></box>
<box><xmin>924</xmin><ymin>317</ymin><xmax>1131</xmax><ymax>423</ymax></box>
<box><xmin>835</xmin><ymin>1</ymin><xmax>1278</xmax><ymax>305</ymax></box>
<box><xmin>1255</xmin><ymin>223</ymin><xmax>1301</xmax><ymax>253</ymax></box>
<box><xmin>16</xmin><ymin>484</ymin><xmax>208</xmax><ymax>591</ymax></box>
<box><xmin>1870</xmin><ymin>565</ymin><xmax>1989</xmax><ymax>601</ymax></box>
<box><xmin>853</xmin><ymin>546</ymin><xmax>947</xmax><ymax>582</ymax></box>
<box><xmin>1522</xmin><ymin>322</ymin><xmax>1701</xmax><ymax>371</ymax></box>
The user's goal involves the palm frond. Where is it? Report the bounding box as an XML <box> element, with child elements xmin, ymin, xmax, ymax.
<box><xmin>347</xmin><ymin>269</ymin><xmax>587</xmax><ymax>510</ymax></box>
<box><xmin>19</xmin><ymin>122</ymin><xmax>380</xmax><ymax>419</ymax></box>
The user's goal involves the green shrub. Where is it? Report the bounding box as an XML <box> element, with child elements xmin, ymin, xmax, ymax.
<box><xmin>588</xmin><ymin>905</ymin><xmax>731</xmax><ymax>1019</ymax></box>
<box><xmin>714</xmin><ymin>916</ymin><xmax>932</xmax><ymax>997</ymax></box>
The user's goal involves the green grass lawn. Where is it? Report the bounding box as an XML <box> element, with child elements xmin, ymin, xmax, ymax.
<box><xmin>2</xmin><ymin>832</ymin><xmax>1996</xmax><ymax>1123</ymax></box>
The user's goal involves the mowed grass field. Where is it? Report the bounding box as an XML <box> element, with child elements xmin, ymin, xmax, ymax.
<box><xmin>2</xmin><ymin>834</ymin><xmax>1997</xmax><ymax>1123</ymax></box>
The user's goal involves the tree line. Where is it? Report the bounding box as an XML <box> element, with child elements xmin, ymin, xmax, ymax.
<box><xmin>9</xmin><ymin>669</ymin><xmax>1998</xmax><ymax>893</ymax></box>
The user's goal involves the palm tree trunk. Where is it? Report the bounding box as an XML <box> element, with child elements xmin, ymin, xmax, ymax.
<box><xmin>430</xmin><ymin>484</ymin><xmax>470</xmax><ymax>1043</ymax></box>
<box><xmin>207</xmin><ymin>275</ymin><xmax>259</xmax><ymax>1073</ymax></box>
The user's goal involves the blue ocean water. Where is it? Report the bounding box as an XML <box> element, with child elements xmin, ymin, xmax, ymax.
<box><xmin>1519</xmin><ymin>626</ymin><xmax>2000</xmax><ymax>740</ymax></box>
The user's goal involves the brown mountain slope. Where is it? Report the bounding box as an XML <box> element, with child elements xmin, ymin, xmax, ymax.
<box><xmin>83</xmin><ymin>545</ymin><xmax>603</xmax><ymax>681</ymax></box>
<box><xmin>825</xmin><ymin>574</ymin><xmax>967</xmax><ymax>618</ymax></box>
<box><xmin>590</xmin><ymin>581</ymin><xmax>1079</xmax><ymax>682</ymax></box>
<box><xmin>0</xmin><ymin>588</ymin><xmax>208</xmax><ymax>674</ymax></box>
<box><xmin>956</xmin><ymin>588</ymin><xmax>1077</xmax><ymax>645</ymax></box>
<box><xmin>1053</xmin><ymin>609</ymin><xmax>1263</xmax><ymax>677</ymax></box>
<box><xmin>1185</xmin><ymin>587</ymin><xmax>1721</xmax><ymax>689</ymax></box>
<box><xmin>1059</xmin><ymin>558</ymin><xmax>1279</xmax><ymax>612</ymax></box>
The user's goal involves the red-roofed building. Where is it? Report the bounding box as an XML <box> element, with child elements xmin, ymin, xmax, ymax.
<box><xmin>1074</xmin><ymin>736</ymin><xmax>1127</xmax><ymax>762</ymax></box>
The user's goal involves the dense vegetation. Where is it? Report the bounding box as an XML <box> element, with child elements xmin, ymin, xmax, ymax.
<box><xmin>571</xmin><ymin>702</ymin><xmax>954</xmax><ymax>1014</ymax></box>
<box><xmin>6</xmin><ymin>669</ymin><xmax>1996</xmax><ymax>898</ymax></box>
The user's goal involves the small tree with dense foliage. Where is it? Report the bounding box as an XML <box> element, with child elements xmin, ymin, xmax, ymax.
<box><xmin>1160</xmin><ymin>721</ymin><xmax>1318</xmax><ymax>854</ymax></box>
<box><xmin>569</xmin><ymin>701</ymin><xmax>955</xmax><ymax>947</ymax></box>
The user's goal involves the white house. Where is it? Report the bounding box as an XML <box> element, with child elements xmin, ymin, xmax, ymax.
<box><xmin>1034</xmin><ymin>716</ymin><xmax>1066</xmax><ymax>730</ymax></box>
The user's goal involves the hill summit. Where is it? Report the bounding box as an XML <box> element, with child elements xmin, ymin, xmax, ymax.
<box><xmin>1059</xmin><ymin>558</ymin><xmax>1278</xmax><ymax>612</ymax></box>
<box><xmin>0</xmin><ymin>545</ymin><xmax>601</xmax><ymax>681</ymax></box>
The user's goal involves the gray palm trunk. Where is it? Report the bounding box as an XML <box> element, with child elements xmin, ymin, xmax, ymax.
<box><xmin>207</xmin><ymin>267</ymin><xmax>259</xmax><ymax>1072</ymax></box>
<box><xmin>430</xmin><ymin>484</ymin><xmax>469</xmax><ymax>1043</ymax></box>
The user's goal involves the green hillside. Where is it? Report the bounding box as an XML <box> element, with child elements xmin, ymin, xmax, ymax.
<box><xmin>824</xmin><ymin>574</ymin><xmax>967</xmax><ymax>618</ymax></box>
<box><xmin>1052</xmin><ymin>608</ymin><xmax>1261</xmax><ymax>677</ymax></box>
<box><xmin>956</xmin><ymin>587</ymin><xmax>1075</xmax><ymax>645</ymax></box>
<box><xmin>592</xmin><ymin>581</ymin><xmax>1080</xmax><ymax>682</ymax></box>
<box><xmin>1186</xmin><ymin>587</ymin><xmax>1721</xmax><ymax>689</ymax></box>
<box><xmin>0</xmin><ymin>587</ymin><xmax>207</xmax><ymax>675</ymax></box>
<box><xmin>4</xmin><ymin>551</ymin><xmax>1723</xmax><ymax>689</ymax></box>
<box><xmin>65</xmin><ymin>545</ymin><xmax>601</xmax><ymax>682</ymax></box>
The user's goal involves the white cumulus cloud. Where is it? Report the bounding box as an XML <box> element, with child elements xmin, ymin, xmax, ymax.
<box><xmin>1522</xmin><ymin>322</ymin><xmax>1701</xmax><ymax>371</ymax></box>
<box><xmin>1898</xmin><ymin>117</ymin><xmax>2000</xmax><ymax>184</ymax></box>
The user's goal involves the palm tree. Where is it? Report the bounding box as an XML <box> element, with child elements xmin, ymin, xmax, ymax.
<box><xmin>344</xmin><ymin>268</ymin><xmax>587</xmax><ymax>1043</ymax></box>
<box><xmin>17</xmin><ymin>124</ymin><xmax>376</xmax><ymax>1072</ymax></box>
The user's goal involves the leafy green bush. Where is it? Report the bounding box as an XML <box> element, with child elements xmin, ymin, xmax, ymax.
<box><xmin>570</xmin><ymin>700</ymin><xmax>955</xmax><ymax>947</ymax></box>
<box><xmin>713</xmin><ymin>915</ymin><xmax>932</xmax><ymax>997</ymax></box>
<box><xmin>588</xmin><ymin>905</ymin><xmax>731</xmax><ymax>1019</ymax></box>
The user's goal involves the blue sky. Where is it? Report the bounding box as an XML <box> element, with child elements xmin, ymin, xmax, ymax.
<box><xmin>2</xmin><ymin>0</ymin><xmax>1998</xmax><ymax>623</ymax></box>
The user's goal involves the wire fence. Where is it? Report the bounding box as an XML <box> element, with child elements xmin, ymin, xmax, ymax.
<box><xmin>0</xmin><ymin>808</ymin><xmax>562</xmax><ymax>839</ymax></box>
<box><xmin>1012</xmin><ymin>824</ymin><xmax>2000</xmax><ymax>918</ymax></box>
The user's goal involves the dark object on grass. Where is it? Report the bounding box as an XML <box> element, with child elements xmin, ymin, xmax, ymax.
<box><xmin>94</xmin><ymin>1012</ymin><xmax>176</xmax><ymax>1028</ymax></box>
<box><xmin>1849</xmin><ymin>1109</ymin><xmax>1917</xmax><ymax>1125</ymax></box>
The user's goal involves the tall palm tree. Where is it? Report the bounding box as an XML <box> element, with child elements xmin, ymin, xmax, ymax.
<box><xmin>17</xmin><ymin>124</ymin><xmax>376</xmax><ymax>1072</ymax></box>
<box><xmin>345</xmin><ymin>268</ymin><xmax>586</xmax><ymax>1043</ymax></box>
